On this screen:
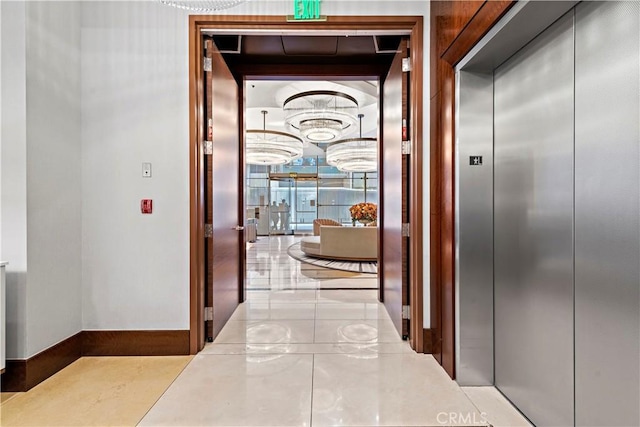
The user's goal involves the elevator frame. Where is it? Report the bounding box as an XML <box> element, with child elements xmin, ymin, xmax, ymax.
<box><xmin>454</xmin><ymin>1</ymin><xmax>640</xmax><ymax>425</ymax></box>
<box><xmin>454</xmin><ymin>1</ymin><xmax>580</xmax><ymax>386</ymax></box>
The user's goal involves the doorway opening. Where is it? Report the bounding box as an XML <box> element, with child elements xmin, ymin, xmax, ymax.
<box><xmin>189</xmin><ymin>16</ymin><xmax>425</xmax><ymax>357</ymax></box>
<box><xmin>243</xmin><ymin>78</ymin><xmax>383</xmax><ymax>334</ymax></box>
<box><xmin>245</xmin><ymin>79</ymin><xmax>380</xmax><ymax>238</ymax></box>
<box><xmin>240</xmin><ymin>72</ymin><xmax>392</xmax><ymax>343</ymax></box>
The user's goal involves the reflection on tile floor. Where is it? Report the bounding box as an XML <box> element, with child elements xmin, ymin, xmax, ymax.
<box><xmin>1</xmin><ymin>236</ymin><xmax>530</xmax><ymax>427</ymax></box>
<box><xmin>312</xmin><ymin>353</ymin><xmax>482</xmax><ymax>426</ymax></box>
<box><xmin>142</xmin><ymin>235</ymin><xmax>530</xmax><ymax>426</ymax></box>
<box><xmin>139</xmin><ymin>354</ymin><xmax>314</xmax><ymax>427</ymax></box>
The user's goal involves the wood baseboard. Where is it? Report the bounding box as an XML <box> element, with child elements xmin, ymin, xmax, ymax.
<box><xmin>423</xmin><ymin>328</ymin><xmax>436</xmax><ymax>354</ymax></box>
<box><xmin>1</xmin><ymin>332</ymin><xmax>82</xmax><ymax>392</ymax></box>
<box><xmin>82</xmin><ymin>330</ymin><xmax>190</xmax><ymax>356</ymax></box>
<box><xmin>1</xmin><ymin>330</ymin><xmax>189</xmax><ymax>392</ymax></box>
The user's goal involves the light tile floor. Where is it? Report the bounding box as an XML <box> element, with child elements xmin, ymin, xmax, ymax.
<box><xmin>0</xmin><ymin>235</ymin><xmax>532</xmax><ymax>427</ymax></box>
<box><xmin>142</xmin><ymin>235</ymin><xmax>532</xmax><ymax>427</ymax></box>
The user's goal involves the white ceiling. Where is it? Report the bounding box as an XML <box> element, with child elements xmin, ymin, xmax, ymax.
<box><xmin>245</xmin><ymin>80</ymin><xmax>379</xmax><ymax>141</ymax></box>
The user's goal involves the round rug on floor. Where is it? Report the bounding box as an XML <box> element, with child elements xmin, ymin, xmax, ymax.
<box><xmin>287</xmin><ymin>242</ymin><xmax>378</xmax><ymax>274</ymax></box>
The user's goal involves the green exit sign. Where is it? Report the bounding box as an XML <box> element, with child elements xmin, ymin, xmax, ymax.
<box><xmin>290</xmin><ymin>0</ymin><xmax>325</xmax><ymax>21</ymax></box>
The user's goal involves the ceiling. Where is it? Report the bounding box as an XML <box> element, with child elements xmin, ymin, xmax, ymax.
<box><xmin>212</xmin><ymin>34</ymin><xmax>401</xmax><ymax>66</ymax></box>
<box><xmin>211</xmin><ymin>35</ymin><xmax>394</xmax><ymax>158</ymax></box>
<box><xmin>245</xmin><ymin>80</ymin><xmax>379</xmax><ymax>157</ymax></box>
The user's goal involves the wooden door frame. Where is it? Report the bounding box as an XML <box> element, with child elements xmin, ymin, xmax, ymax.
<box><xmin>189</xmin><ymin>15</ymin><xmax>425</xmax><ymax>354</ymax></box>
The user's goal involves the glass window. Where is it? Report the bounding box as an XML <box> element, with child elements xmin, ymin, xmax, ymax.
<box><xmin>245</xmin><ymin>159</ymin><xmax>378</xmax><ymax>234</ymax></box>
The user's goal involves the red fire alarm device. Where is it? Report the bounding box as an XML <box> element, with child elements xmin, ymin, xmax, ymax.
<box><xmin>141</xmin><ymin>199</ymin><xmax>153</xmax><ymax>214</ymax></box>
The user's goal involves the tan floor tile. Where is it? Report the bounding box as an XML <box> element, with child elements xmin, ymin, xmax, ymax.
<box><xmin>0</xmin><ymin>392</ymin><xmax>21</xmax><ymax>406</ymax></box>
<box><xmin>0</xmin><ymin>356</ymin><xmax>192</xmax><ymax>427</ymax></box>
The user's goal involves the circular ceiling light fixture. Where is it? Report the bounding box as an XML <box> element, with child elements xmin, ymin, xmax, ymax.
<box><xmin>158</xmin><ymin>0</ymin><xmax>248</xmax><ymax>12</ymax></box>
<box><xmin>299</xmin><ymin>119</ymin><xmax>343</xmax><ymax>143</ymax></box>
<box><xmin>284</xmin><ymin>91</ymin><xmax>358</xmax><ymax>143</ymax></box>
<box><xmin>246</xmin><ymin>111</ymin><xmax>304</xmax><ymax>165</ymax></box>
<box><xmin>326</xmin><ymin>114</ymin><xmax>377</xmax><ymax>172</ymax></box>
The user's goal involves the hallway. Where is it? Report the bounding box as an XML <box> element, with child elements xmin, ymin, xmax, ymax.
<box><xmin>141</xmin><ymin>236</ymin><xmax>529</xmax><ymax>426</ymax></box>
<box><xmin>0</xmin><ymin>236</ymin><xmax>530</xmax><ymax>426</ymax></box>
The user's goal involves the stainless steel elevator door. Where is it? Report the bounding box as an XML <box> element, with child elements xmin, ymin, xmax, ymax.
<box><xmin>574</xmin><ymin>2</ymin><xmax>640</xmax><ymax>425</ymax></box>
<box><xmin>493</xmin><ymin>12</ymin><xmax>575</xmax><ymax>427</ymax></box>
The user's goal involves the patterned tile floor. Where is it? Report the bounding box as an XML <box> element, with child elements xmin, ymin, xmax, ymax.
<box><xmin>0</xmin><ymin>236</ymin><xmax>531</xmax><ymax>426</ymax></box>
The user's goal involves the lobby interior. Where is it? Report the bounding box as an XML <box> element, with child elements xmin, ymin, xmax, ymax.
<box><xmin>1</xmin><ymin>1</ymin><xmax>639</xmax><ymax>426</ymax></box>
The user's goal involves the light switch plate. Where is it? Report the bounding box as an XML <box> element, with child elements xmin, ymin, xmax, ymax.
<box><xmin>142</xmin><ymin>162</ymin><xmax>152</xmax><ymax>178</ymax></box>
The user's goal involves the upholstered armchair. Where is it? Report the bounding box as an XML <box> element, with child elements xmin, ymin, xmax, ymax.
<box><xmin>313</xmin><ymin>218</ymin><xmax>341</xmax><ymax>236</ymax></box>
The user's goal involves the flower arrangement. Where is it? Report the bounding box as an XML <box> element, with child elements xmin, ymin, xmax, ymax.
<box><xmin>349</xmin><ymin>202</ymin><xmax>377</xmax><ymax>224</ymax></box>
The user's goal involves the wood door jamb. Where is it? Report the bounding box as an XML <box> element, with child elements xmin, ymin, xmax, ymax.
<box><xmin>189</xmin><ymin>15</ymin><xmax>425</xmax><ymax>355</ymax></box>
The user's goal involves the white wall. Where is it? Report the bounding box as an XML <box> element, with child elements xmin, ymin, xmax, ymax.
<box><xmin>24</xmin><ymin>1</ymin><xmax>83</xmax><ymax>356</ymax></box>
<box><xmin>0</xmin><ymin>1</ymin><xmax>82</xmax><ymax>359</ymax></box>
<box><xmin>80</xmin><ymin>0</ymin><xmax>430</xmax><ymax>330</ymax></box>
<box><xmin>0</xmin><ymin>0</ymin><xmax>2</xmax><ymax>256</ymax></box>
<box><xmin>1</xmin><ymin>1</ymin><xmax>28</xmax><ymax>359</ymax></box>
<box><xmin>81</xmin><ymin>2</ymin><xmax>191</xmax><ymax>330</ymax></box>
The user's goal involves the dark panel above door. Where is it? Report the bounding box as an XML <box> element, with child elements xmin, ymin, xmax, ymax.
<box><xmin>281</xmin><ymin>36</ymin><xmax>339</xmax><ymax>55</ymax></box>
<box><xmin>215</xmin><ymin>35</ymin><xmax>401</xmax><ymax>71</ymax></box>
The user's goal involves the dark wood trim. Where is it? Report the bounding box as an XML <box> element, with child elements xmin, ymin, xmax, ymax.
<box><xmin>377</xmin><ymin>74</ymin><xmax>384</xmax><ymax>305</ymax></box>
<box><xmin>440</xmin><ymin>60</ymin><xmax>456</xmax><ymax>379</ymax></box>
<box><xmin>2</xmin><ymin>360</ymin><xmax>27</xmax><ymax>392</ymax></box>
<box><xmin>422</xmin><ymin>328</ymin><xmax>436</xmax><ymax>354</ymax></box>
<box><xmin>190</xmin><ymin>14</ymin><xmax>424</xmax><ymax>29</ymax></box>
<box><xmin>189</xmin><ymin>15</ymin><xmax>425</xmax><ymax>354</ymax></box>
<box><xmin>204</xmin><ymin>39</ymin><xmax>215</xmax><ymax>342</ymax></box>
<box><xmin>408</xmin><ymin>18</ymin><xmax>425</xmax><ymax>353</ymax></box>
<box><xmin>189</xmin><ymin>18</ymin><xmax>206</xmax><ymax>355</ymax></box>
<box><xmin>441</xmin><ymin>1</ymin><xmax>516</xmax><ymax>66</ymax></box>
<box><xmin>1</xmin><ymin>332</ymin><xmax>82</xmax><ymax>392</ymax></box>
<box><xmin>429</xmin><ymin>98</ymin><xmax>443</xmax><ymax>363</ymax></box>
<box><xmin>238</xmin><ymin>80</ymin><xmax>246</xmax><ymax>304</ymax></box>
<box><xmin>82</xmin><ymin>330</ymin><xmax>190</xmax><ymax>356</ymax></box>
<box><xmin>1</xmin><ymin>330</ymin><xmax>190</xmax><ymax>391</ymax></box>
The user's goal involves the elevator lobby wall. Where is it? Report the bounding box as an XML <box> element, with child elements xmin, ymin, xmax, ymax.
<box><xmin>0</xmin><ymin>1</ymin><xmax>431</xmax><ymax>378</ymax></box>
<box><xmin>80</xmin><ymin>0</ymin><xmax>431</xmax><ymax>335</ymax></box>
<box><xmin>1</xmin><ymin>1</ymin><xmax>82</xmax><ymax>360</ymax></box>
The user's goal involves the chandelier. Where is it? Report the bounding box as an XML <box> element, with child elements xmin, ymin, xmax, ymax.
<box><xmin>283</xmin><ymin>91</ymin><xmax>359</xmax><ymax>143</ymax></box>
<box><xmin>326</xmin><ymin>114</ymin><xmax>377</xmax><ymax>172</ymax></box>
<box><xmin>158</xmin><ymin>0</ymin><xmax>248</xmax><ymax>12</ymax></box>
<box><xmin>246</xmin><ymin>111</ymin><xmax>303</xmax><ymax>165</ymax></box>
